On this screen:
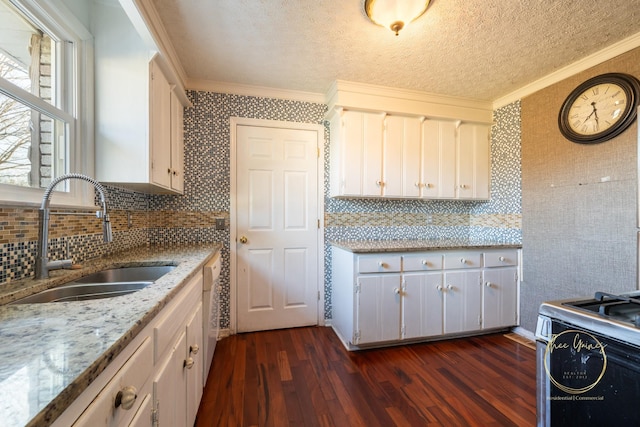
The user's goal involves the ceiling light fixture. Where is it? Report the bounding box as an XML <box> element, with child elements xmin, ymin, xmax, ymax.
<box><xmin>364</xmin><ymin>0</ymin><xmax>431</xmax><ymax>36</ymax></box>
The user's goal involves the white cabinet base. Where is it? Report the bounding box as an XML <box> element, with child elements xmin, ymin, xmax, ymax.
<box><xmin>331</xmin><ymin>246</ymin><xmax>520</xmax><ymax>351</ymax></box>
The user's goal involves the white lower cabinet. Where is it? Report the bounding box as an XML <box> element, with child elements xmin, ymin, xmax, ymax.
<box><xmin>331</xmin><ymin>246</ymin><xmax>519</xmax><ymax>350</ymax></box>
<box><xmin>443</xmin><ymin>270</ymin><xmax>482</xmax><ymax>334</ymax></box>
<box><xmin>356</xmin><ymin>274</ymin><xmax>401</xmax><ymax>344</ymax></box>
<box><xmin>483</xmin><ymin>268</ymin><xmax>518</xmax><ymax>329</ymax></box>
<box><xmin>54</xmin><ymin>267</ymin><xmax>207</xmax><ymax>427</ymax></box>
<box><xmin>72</xmin><ymin>338</ymin><xmax>152</xmax><ymax>427</ymax></box>
<box><xmin>153</xmin><ymin>274</ymin><xmax>203</xmax><ymax>427</ymax></box>
<box><xmin>402</xmin><ymin>272</ymin><xmax>443</xmax><ymax>339</ymax></box>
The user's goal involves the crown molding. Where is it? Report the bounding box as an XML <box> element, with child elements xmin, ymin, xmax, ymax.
<box><xmin>326</xmin><ymin>80</ymin><xmax>493</xmax><ymax>123</ymax></box>
<box><xmin>185</xmin><ymin>79</ymin><xmax>326</xmax><ymax>104</ymax></box>
<box><xmin>493</xmin><ymin>31</ymin><xmax>640</xmax><ymax>109</ymax></box>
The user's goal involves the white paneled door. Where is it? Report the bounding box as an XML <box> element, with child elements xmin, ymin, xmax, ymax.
<box><xmin>236</xmin><ymin>123</ymin><xmax>320</xmax><ymax>332</ymax></box>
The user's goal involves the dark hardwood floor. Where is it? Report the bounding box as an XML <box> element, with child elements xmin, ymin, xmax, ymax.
<box><xmin>195</xmin><ymin>327</ymin><xmax>536</xmax><ymax>426</ymax></box>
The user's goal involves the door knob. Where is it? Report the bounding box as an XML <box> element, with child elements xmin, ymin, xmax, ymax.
<box><xmin>239</xmin><ymin>236</ymin><xmax>248</xmax><ymax>244</ymax></box>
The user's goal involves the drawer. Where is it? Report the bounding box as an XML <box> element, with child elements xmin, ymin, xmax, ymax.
<box><xmin>357</xmin><ymin>254</ymin><xmax>401</xmax><ymax>273</ymax></box>
<box><xmin>443</xmin><ymin>252</ymin><xmax>481</xmax><ymax>269</ymax></box>
<box><xmin>154</xmin><ymin>272</ymin><xmax>202</xmax><ymax>363</ymax></box>
<box><xmin>484</xmin><ymin>250</ymin><xmax>518</xmax><ymax>268</ymax></box>
<box><xmin>403</xmin><ymin>253</ymin><xmax>443</xmax><ymax>271</ymax></box>
<box><xmin>73</xmin><ymin>337</ymin><xmax>152</xmax><ymax>426</ymax></box>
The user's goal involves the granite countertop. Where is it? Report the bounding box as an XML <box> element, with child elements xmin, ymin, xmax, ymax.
<box><xmin>0</xmin><ymin>243</ymin><xmax>221</xmax><ymax>427</ymax></box>
<box><xmin>329</xmin><ymin>238</ymin><xmax>522</xmax><ymax>253</ymax></box>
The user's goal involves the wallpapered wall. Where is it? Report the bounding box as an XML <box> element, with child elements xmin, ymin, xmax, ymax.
<box><xmin>0</xmin><ymin>92</ymin><xmax>522</xmax><ymax>332</ymax></box>
<box><xmin>520</xmin><ymin>47</ymin><xmax>640</xmax><ymax>332</ymax></box>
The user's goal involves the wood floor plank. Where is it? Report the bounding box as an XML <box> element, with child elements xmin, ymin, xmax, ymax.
<box><xmin>195</xmin><ymin>328</ymin><xmax>536</xmax><ymax>427</ymax></box>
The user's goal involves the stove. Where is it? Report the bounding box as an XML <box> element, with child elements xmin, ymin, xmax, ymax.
<box><xmin>536</xmin><ymin>291</ymin><xmax>640</xmax><ymax>426</ymax></box>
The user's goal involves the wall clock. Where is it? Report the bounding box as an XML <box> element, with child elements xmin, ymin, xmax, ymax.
<box><xmin>558</xmin><ymin>73</ymin><xmax>640</xmax><ymax>144</ymax></box>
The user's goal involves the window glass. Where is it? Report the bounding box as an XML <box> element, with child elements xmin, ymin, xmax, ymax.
<box><xmin>0</xmin><ymin>92</ymin><xmax>68</xmax><ymax>187</ymax></box>
<box><xmin>0</xmin><ymin>0</ymin><xmax>72</xmax><ymax>190</ymax></box>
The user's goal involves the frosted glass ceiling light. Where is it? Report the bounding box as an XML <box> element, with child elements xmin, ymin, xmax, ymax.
<box><xmin>364</xmin><ymin>0</ymin><xmax>431</xmax><ymax>36</ymax></box>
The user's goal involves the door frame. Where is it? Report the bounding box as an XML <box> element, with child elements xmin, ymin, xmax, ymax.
<box><xmin>229</xmin><ymin>117</ymin><xmax>325</xmax><ymax>334</ymax></box>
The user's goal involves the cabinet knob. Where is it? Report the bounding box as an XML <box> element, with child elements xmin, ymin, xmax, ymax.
<box><xmin>184</xmin><ymin>357</ymin><xmax>195</xmax><ymax>369</ymax></box>
<box><xmin>376</xmin><ymin>180</ymin><xmax>385</xmax><ymax>187</ymax></box>
<box><xmin>425</xmin><ymin>183</ymin><xmax>433</xmax><ymax>188</ymax></box>
<box><xmin>459</xmin><ymin>184</ymin><xmax>468</xmax><ymax>189</ymax></box>
<box><xmin>421</xmin><ymin>260</ymin><xmax>430</xmax><ymax>266</ymax></box>
<box><xmin>190</xmin><ymin>344</ymin><xmax>199</xmax><ymax>354</ymax></box>
<box><xmin>447</xmin><ymin>284</ymin><xmax>454</xmax><ymax>290</ymax></box>
<box><xmin>114</xmin><ymin>385</ymin><xmax>138</xmax><ymax>410</ymax></box>
<box><xmin>239</xmin><ymin>236</ymin><xmax>248</xmax><ymax>244</ymax></box>
<box><xmin>394</xmin><ymin>287</ymin><xmax>400</xmax><ymax>295</ymax></box>
<box><xmin>167</xmin><ymin>168</ymin><xmax>172</xmax><ymax>174</ymax></box>
<box><xmin>378</xmin><ymin>261</ymin><xmax>387</xmax><ymax>268</ymax></box>
<box><xmin>415</xmin><ymin>181</ymin><xmax>424</xmax><ymax>188</ymax></box>
<box><xmin>460</xmin><ymin>258</ymin><xmax>466</xmax><ymax>264</ymax></box>
<box><xmin>499</xmin><ymin>256</ymin><xmax>505</xmax><ymax>262</ymax></box>
<box><xmin>485</xmin><ymin>282</ymin><xmax>493</xmax><ymax>288</ymax></box>
<box><xmin>436</xmin><ymin>285</ymin><xmax>443</xmax><ymax>291</ymax></box>
<box><xmin>173</xmin><ymin>170</ymin><xmax>179</xmax><ymax>176</ymax></box>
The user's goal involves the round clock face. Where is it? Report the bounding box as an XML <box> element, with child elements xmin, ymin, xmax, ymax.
<box><xmin>559</xmin><ymin>73</ymin><xmax>640</xmax><ymax>144</ymax></box>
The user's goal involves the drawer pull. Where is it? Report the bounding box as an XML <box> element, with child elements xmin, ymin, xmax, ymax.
<box><xmin>190</xmin><ymin>344</ymin><xmax>199</xmax><ymax>355</ymax></box>
<box><xmin>184</xmin><ymin>357</ymin><xmax>195</xmax><ymax>369</ymax></box>
<box><xmin>115</xmin><ymin>385</ymin><xmax>138</xmax><ymax>410</ymax></box>
<box><xmin>460</xmin><ymin>258</ymin><xmax>466</xmax><ymax>264</ymax></box>
<box><xmin>421</xmin><ymin>260</ymin><xmax>430</xmax><ymax>266</ymax></box>
<box><xmin>499</xmin><ymin>256</ymin><xmax>505</xmax><ymax>262</ymax></box>
<box><xmin>378</xmin><ymin>261</ymin><xmax>387</xmax><ymax>268</ymax></box>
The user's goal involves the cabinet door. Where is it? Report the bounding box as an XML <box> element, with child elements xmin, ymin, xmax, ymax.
<box><xmin>403</xmin><ymin>272</ymin><xmax>444</xmax><ymax>339</ymax></box>
<box><xmin>170</xmin><ymin>90</ymin><xmax>184</xmax><ymax>193</ymax></box>
<box><xmin>361</xmin><ymin>112</ymin><xmax>385</xmax><ymax>196</ymax></box>
<box><xmin>128</xmin><ymin>394</ymin><xmax>151</xmax><ymax>427</ymax></box>
<box><xmin>356</xmin><ymin>274</ymin><xmax>401</xmax><ymax>344</ymax></box>
<box><xmin>457</xmin><ymin>123</ymin><xmax>490</xmax><ymax>199</ymax></box>
<box><xmin>384</xmin><ymin>115</ymin><xmax>421</xmax><ymax>197</ymax></box>
<box><xmin>421</xmin><ymin>120</ymin><xmax>456</xmax><ymax>198</ymax></box>
<box><xmin>332</xmin><ymin>111</ymin><xmax>384</xmax><ymax>197</ymax></box>
<box><xmin>153</xmin><ymin>330</ymin><xmax>187</xmax><ymax>427</ymax></box>
<box><xmin>483</xmin><ymin>268</ymin><xmax>518</xmax><ymax>329</ymax></box>
<box><xmin>443</xmin><ymin>271</ymin><xmax>482</xmax><ymax>334</ymax></box>
<box><xmin>185</xmin><ymin>303</ymin><xmax>203</xmax><ymax>427</ymax></box>
<box><xmin>150</xmin><ymin>60</ymin><xmax>172</xmax><ymax>189</ymax></box>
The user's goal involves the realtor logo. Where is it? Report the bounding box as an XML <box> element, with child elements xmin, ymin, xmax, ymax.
<box><xmin>543</xmin><ymin>329</ymin><xmax>607</xmax><ymax>395</ymax></box>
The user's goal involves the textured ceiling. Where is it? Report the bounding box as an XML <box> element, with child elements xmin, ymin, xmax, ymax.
<box><xmin>151</xmin><ymin>0</ymin><xmax>640</xmax><ymax>101</ymax></box>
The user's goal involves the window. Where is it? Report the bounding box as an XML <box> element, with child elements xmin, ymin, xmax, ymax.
<box><xmin>0</xmin><ymin>0</ymin><xmax>93</xmax><ymax>205</ymax></box>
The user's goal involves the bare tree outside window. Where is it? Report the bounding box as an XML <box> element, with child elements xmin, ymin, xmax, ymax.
<box><xmin>0</xmin><ymin>51</ymin><xmax>31</xmax><ymax>186</ymax></box>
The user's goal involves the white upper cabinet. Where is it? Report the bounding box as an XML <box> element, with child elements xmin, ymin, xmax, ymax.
<box><xmin>330</xmin><ymin>110</ymin><xmax>385</xmax><ymax>197</ymax></box>
<box><xmin>93</xmin><ymin>0</ymin><xmax>188</xmax><ymax>194</ymax></box>
<box><xmin>421</xmin><ymin>119</ymin><xmax>457</xmax><ymax>198</ymax></box>
<box><xmin>330</xmin><ymin>110</ymin><xmax>491</xmax><ymax>200</ymax></box>
<box><xmin>385</xmin><ymin>115</ymin><xmax>421</xmax><ymax>198</ymax></box>
<box><xmin>456</xmin><ymin>123</ymin><xmax>490</xmax><ymax>200</ymax></box>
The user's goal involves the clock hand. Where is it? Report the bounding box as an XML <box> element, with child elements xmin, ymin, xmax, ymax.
<box><xmin>583</xmin><ymin>102</ymin><xmax>598</xmax><ymax>123</ymax></box>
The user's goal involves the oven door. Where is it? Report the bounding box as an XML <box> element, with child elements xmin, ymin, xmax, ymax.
<box><xmin>537</xmin><ymin>318</ymin><xmax>640</xmax><ymax>426</ymax></box>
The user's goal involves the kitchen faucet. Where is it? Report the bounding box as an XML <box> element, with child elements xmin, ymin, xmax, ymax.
<box><xmin>36</xmin><ymin>173</ymin><xmax>113</xmax><ymax>279</ymax></box>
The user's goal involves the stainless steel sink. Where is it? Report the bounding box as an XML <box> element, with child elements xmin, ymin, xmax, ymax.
<box><xmin>12</xmin><ymin>265</ymin><xmax>176</xmax><ymax>304</ymax></box>
<box><xmin>73</xmin><ymin>266</ymin><xmax>176</xmax><ymax>284</ymax></box>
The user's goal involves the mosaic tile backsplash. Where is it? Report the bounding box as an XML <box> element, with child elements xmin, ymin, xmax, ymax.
<box><xmin>0</xmin><ymin>94</ymin><xmax>522</xmax><ymax>331</ymax></box>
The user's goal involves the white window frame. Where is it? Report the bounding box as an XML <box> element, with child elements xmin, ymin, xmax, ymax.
<box><xmin>0</xmin><ymin>0</ymin><xmax>94</xmax><ymax>207</ymax></box>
